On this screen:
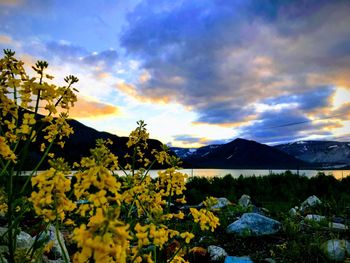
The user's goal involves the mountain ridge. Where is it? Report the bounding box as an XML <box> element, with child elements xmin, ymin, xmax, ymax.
<box><xmin>171</xmin><ymin>138</ymin><xmax>309</xmax><ymax>169</ymax></box>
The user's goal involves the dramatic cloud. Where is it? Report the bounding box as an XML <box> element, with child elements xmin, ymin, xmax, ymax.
<box><xmin>68</xmin><ymin>97</ymin><xmax>119</xmax><ymax>119</ymax></box>
<box><xmin>238</xmin><ymin>107</ymin><xmax>343</xmax><ymax>144</ymax></box>
<box><xmin>173</xmin><ymin>134</ymin><xmax>207</xmax><ymax>145</ymax></box>
<box><xmin>120</xmin><ymin>0</ymin><xmax>350</xmax><ymax>142</ymax></box>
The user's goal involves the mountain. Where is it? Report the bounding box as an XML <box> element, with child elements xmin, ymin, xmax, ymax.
<box><xmin>171</xmin><ymin>138</ymin><xmax>308</xmax><ymax>169</ymax></box>
<box><xmin>22</xmin><ymin>118</ymin><xmax>166</xmax><ymax>170</ymax></box>
<box><xmin>275</xmin><ymin>141</ymin><xmax>350</xmax><ymax>167</ymax></box>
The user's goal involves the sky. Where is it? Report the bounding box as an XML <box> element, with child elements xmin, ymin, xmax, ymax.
<box><xmin>1</xmin><ymin>0</ymin><xmax>350</xmax><ymax>147</ymax></box>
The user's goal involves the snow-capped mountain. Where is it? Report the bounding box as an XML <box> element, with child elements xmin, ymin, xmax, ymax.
<box><xmin>170</xmin><ymin>138</ymin><xmax>307</xmax><ymax>169</ymax></box>
<box><xmin>275</xmin><ymin>141</ymin><xmax>350</xmax><ymax>166</ymax></box>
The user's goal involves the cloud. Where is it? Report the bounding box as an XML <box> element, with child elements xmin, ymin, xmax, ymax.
<box><xmin>172</xmin><ymin>134</ymin><xmax>207</xmax><ymax>145</ymax></box>
<box><xmin>117</xmin><ymin>81</ymin><xmax>171</xmax><ymax>104</ymax></box>
<box><xmin>46</xmin><ymin>41</ymin><xmax>88</xmax><ymax>60</ymax></box>
<box><xmin>0</xmin><ymin>0</ymin><xmax>24</xmax><ymax>6</ymax></box>
<box><xmin>0</xmin><ymin>34</ymin><xmax>14</xmax><ymax>44</ymax></box>
<box><xmin>81</xmin><ymin>49</ymin><xmax>118</xmax><ymax>67</ymax></box>
<box><xmin>238</xmin><ymin>108</ymin><xmax>341</xmax><ymax>144</ymax></box>
<box><xmin>264</xmin><ymin>87</ymin><xmax>335</xmax><ymax>113</ymax></box>
<box><xmin>68</xmin><ymin>97</ymin><xmax>119</xmax><ymax>119</ymax></box>
<box><xmin>120</xmin><ymin>0</ymin><xmax>350</xmax><ymax>130</ymax></box>
<box><xmin>44</xmin><ymin>41</ymin><xmax>118</xmax><ymax>72</ymax></box>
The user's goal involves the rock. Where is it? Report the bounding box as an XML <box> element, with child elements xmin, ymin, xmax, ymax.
<box><xmin>322</xmin><ymin>239</ymin><xmax>350</xmax><ymax>262</ymax></box>
<box><xmin>199</xmin><ymin>197</ymin><xmax>231</xmax><ymax>210</ymax></box>
<box><xmin>289</xmin><ymin>208</ymin><xmax>298</xmax><ymax>217</ymax></box>
<box><xmin>188</xmin><ymin>247</ymin><xmax>207</xmax><ymax>261</ymax></box>
<box><xmin>300</xmin><ymin>195</ymin><xmax>321</xmax><ymax>211</ymax></box>
<box><xmin>0</xmin><ymin>227</ymin><xmax>33</xmax><ymax>249</ymax></box>
<box><xmin>42</xmin><ymin>256</ymin><xmax>65</xmax><ymax>263</ymax></box>
<box><xmin>263</xmin><ymin>258</ymin><xmax>276</xmax><ymax>263</ymax></box>
<box><xmin>332</xmin><ymin>216</ymin><xmax>345</xmax><ymax>224</ymax></box>
<box><xmin>211</xmin><ymin>198</ymin><xmax>231</xmax><ymax>209</ymax></box>
<box><xmin>37</xmin><ymin>225</ymin><xmax>69</xmax><ymax>261</ymax></box>
<box><xmin>329</xmin><ymin>222</ymin><xmax>348</xmax><ymax>231</ymax></box>
<box><xmin>238</xmin><ymin>195</ymin><xmax>251</xmax><ymax>208</ymax></box>
<box><xmin>226</xmin><ymin>213</ymin><xmax>281</xmax><ymax>236</ymax></box>
<box><xmin>304</xmin><ymin>214</ymin><xmax>326</xmax><ymax>222</ymax></box>
<box><xmin>224</xmin><ymin>256</ymin><xmax>253</xmax><ymax>263</ymax></box>
<box><xmin>207</xmin><ymin>245</ymin><xmax>227</xmax><ymax>261</ymax></box>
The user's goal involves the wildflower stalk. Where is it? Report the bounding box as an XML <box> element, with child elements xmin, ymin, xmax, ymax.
<box><xmin>7</xmin><ymin>167</ymin><xmax>15</xmax><ymax>263</ymax></box>
<box><xmin>167</xmin><ymin>243</ymin><xmax>185</xmax><ymax>263</ymax></box>
<box><xmin>54</xmin><ymin>194</ymin><xmax>69</xmax><ymax>263</ymax></box>
<box><xmin>19</xmin><ymin>138</ymin><xmax>55</xmax><ymax>194</ymax></box>
<box><xmin>55</xmin><ymin>222</ymin><xmax>69</xmax><ymax>263</ymax></box>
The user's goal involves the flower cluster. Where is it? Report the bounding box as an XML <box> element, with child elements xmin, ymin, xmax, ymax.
<box><xmin>30</xmin><ymin>159</ymin><xmax>76</xmax><ymax>222</ymax></box>
<box><xmin>0</xmin><ymin>50</ymin><xmax>221</xmax><ymax>263</ymax></box>
<box><xmin>189</xmin><ymin>207</ymin><xmax>220</xmax><ymax>232</ymax></box>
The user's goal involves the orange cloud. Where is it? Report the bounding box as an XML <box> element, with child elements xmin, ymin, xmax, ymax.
<box><xmin>68</xmin><ymin>97</ymin><xmax>119</xmax><ymax>119</ymax></box>
<box><xmin>0</xmin><ymin>0</ymin><xmax>24</xmax><ymax>6</ymax></box>
<box><xmin>117</xmin><ymin>81</ymin><xmax>171</xmax><ymax>104</ymax></box>
<box><xmin>96</xmin><ymin>72</ymin><xmax>111</xmax><ymax>80</ymax></box>
<box><xmin>0</xmin><ymin>34</ymin><xmax>14</xmax><ymax>44</ymax></box>
<box><xmin>307</xmin><ymin>69</ymin><xmax>350</xmax><ymax>88</ymax></box>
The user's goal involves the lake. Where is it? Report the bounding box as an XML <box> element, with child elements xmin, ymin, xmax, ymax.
<box><xmin>119</xmin><ymin>169</ymin><xmax>350</xmax><ymax>179</ymax></box>
<box><xmin>20</xmin><ymin>169</ymin><xmax>350</xmax><ymax>179</ymax></box>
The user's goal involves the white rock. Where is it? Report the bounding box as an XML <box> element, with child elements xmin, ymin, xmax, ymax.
<box><xmin>37</xmin><ymin>225</ymin><xmax>69</xmax><ymax>261</ymax></box>
<box><xmin>207</xmin><ymin>245</ymin><xmax>228</xmax><ymax>261</ymax></box>
<box><xmin>322</xmin><ymin>239</ymin><xmax>350</xmax><ymax>262</ymax></box>
<box><xmin>199</xmin><ymin>197</ymin><xmax>231</xmax><ymax>210</ymax></box>
<box><xmin>305</xmin><ymin>214</ymin><xmax>326</xmax><ymax>222</ymax></box>
<box><xmin>329</xmin><ymin>222</ymin><xmax>348</xmax><ymax>231</ymax></box>
<box><xmin>238</xmin><ymin>195</ymin><xmax>251</xmax><ymax>208</ymax></box>
<box><xmin>0</xmin><ymin>227</ymin><xmax>33</xmax><ymax>249</ymax></box>
<box><xmin>226</xmin><ymin>213</ymin><xmax>281</xmax><ymax>236</ymax></box>
<box><xmin>289</xmin><ymin>208</ymin><xmax>297</xmax><ymax>217</ymax></box>
<box><xmin>211</xmin><ymin>198</ymin><xmax>231</xmax><ymax>209</ymax></box>
<box><xmin>300</xmin><ymin>195</ymin><xmax>321</xmax><ymax>211</ymax></box>
<box><xmin>224</xmin><ymin>256</ymin><xmax>253</xmax><ymax>263</ymax></box>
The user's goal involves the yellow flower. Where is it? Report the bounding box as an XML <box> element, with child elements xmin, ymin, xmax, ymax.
<box><xmin>180</xmin><ymin>232</ymin><xmax>195</xmax><ymax>244</ymax></box>
<box><xmin>190</xmin><ymin>208</ymin><xmax>220</xmax><ymax>232</ymax></box>
<box><xmin>0</xmin><ymin>136</ymin><xmax>17</xmax><ymax>162</ymax></box>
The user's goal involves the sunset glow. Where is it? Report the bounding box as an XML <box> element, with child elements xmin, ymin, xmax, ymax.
<box><xmin>1</xmin><ymin>0</ymin><xmax>349</xmax><ymax>146</ymax></box>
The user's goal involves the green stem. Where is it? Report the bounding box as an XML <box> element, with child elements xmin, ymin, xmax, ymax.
<box><xmin>11</xmin><ymin>73</ymin><xmax>17</xmax><ymax>106</ymax></box>
<box><xmin>153</xmin><ymin>245</ymin><xmax>157</xmax><ymax>263</ymax></box>
<box><xmin>54</xmin><ymin>191</ymin><xmax>69</xmax><ymax>263</ymax></box>
<box><xmin>19</xmin><ymin>138</ymin><xmax>55</xmax><ymax>194</ymax></box>
<box><xmin>55</xmin><ymin>221</ymin><xmax>69</xmax><ymax>263</ymax></box>
<box><xmin>167</xmin><ymin>243</ymin><xmax>185</xmax><ymax>263</ymax></box>
<box><xmin>131</xmin><ymin>147</ymin><xmax>136</xmax><ymax>177</ymax></box>
<box><xmin>7</xmin><ymin>168</ymin><xmax>14</xmax><ymax>263</ymax></box>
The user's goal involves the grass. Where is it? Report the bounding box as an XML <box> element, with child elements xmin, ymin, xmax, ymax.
<box><xmin>184</xmin><ymin>172</ymin><xmax>350</xmax><ymax>262</ymax></box>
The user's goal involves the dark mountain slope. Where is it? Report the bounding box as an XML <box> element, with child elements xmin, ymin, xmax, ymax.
<box><xmin>173</xmin><ymin>138</ymin><xmax>308</xmax><ymax>169</ymax></box>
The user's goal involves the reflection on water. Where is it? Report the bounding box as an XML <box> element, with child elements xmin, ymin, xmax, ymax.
<box><xmin>22</xmin><ymin>169</ymin><xmax>350</xmax><ymax>180</ymax></box>
<box><xmin>118</xmin><ymin>169</ymin><xmax>350</xmax><ymax>179</ymax></box>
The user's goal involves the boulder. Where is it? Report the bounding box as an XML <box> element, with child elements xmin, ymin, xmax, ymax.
<box><xmin>37</xmin><ymin>225</ymin><xmax>69</xmax><ymax>261</ymax></box>
<box><xmin>0</xmin><ymin>227</ymin><xmax>33</xmax><ymax>249</ymax></box>
<box><xmin>199</xmin><ymin>197</ymin><xmax>231</xmax><ymax>210</ymax></box>
<box><xmin>289</xmin><ymin>208</ymin><xmax>297</xmax><ymax>217</ymax></box>
<box><xmin>329</xmin><ymin>222</ymin><xmax>348</xmax><ymax>232</ymax></box>
<box><xmin>322</xmin><ymin>239</ymin><xmax>350</xmax><ymax>262</ymax></box>
<box><xmin>300</xmin><ymin>195</ymin><xmax>321</xmax><ymax>212</ymax></box>
<box><xmin>238</xmin><ymin>195</ymin><xmax>251</xmax><ymax>208</ymax></box>
<box><xmin>304</xmin><ymin>214</ymin><xmax>326</xmax><ymax>222</ymax></box>
<box><xmin>211</xmin><ymin>198</ymin><xmax>231</xmax><ymax>209</ymax></box>
<box><xmin>226</xmin><ymin>213</ymin><xmax>281</xmax><ymax>236</ymax></box>
<box><xmin>224</xmin><ymin>256</ymin><xmax>253</xmax><ymax>263</ymax></box>
<box><xmin>207</xmin><ymin>245</ymin><xmax>227</xmax><ymax>261</ymax></box>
